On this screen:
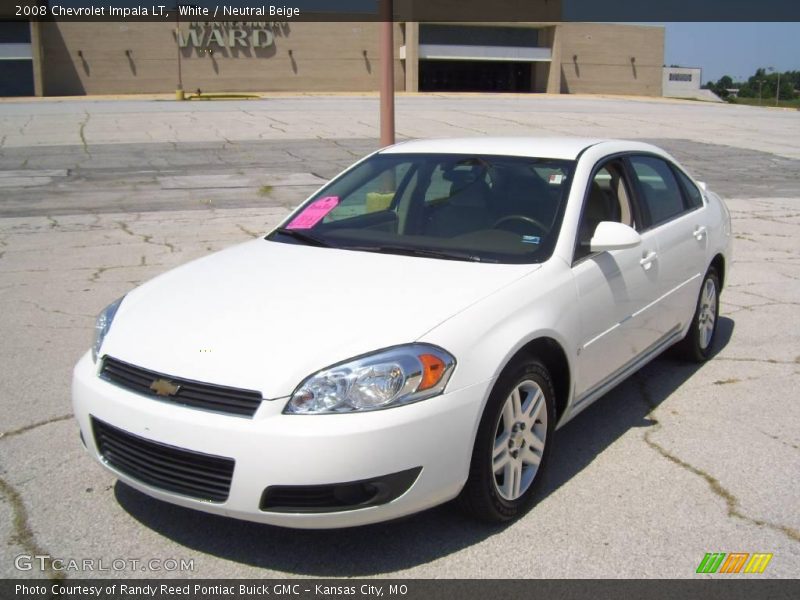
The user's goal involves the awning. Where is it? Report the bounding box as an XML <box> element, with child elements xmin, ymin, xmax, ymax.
<box><xmin>402</xmin><ymin>44</ymin><xmax>552</xmax><ymax>62</ymax></box>
<box><xmin>0</xmin><ymin>43</ymin><xmax>32</xmax><ymax>60</ymax></box>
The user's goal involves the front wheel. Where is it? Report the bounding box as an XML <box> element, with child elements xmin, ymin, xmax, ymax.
<box><xmin>675</xmin><ymin>267</ymin><xmax>720</xmax><ymax>362</ymax></box>
<box><xmin>458</xmin><ymin>359</ymin><xmax>555</xmax><ymax>523</ymax></box>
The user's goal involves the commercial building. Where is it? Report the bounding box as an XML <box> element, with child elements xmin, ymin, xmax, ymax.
<box><xmin>1</xmin><ymin>21</ymin><xmax>664</xmax><ymax>97</ymax></box>
<box><xmin>662</xmin><ymin>66</ymin><xmax>722</xmax><ymax>102</ymax></box>
<box><xmin>662</xmin><ymin>66</ymin><xmax>702</xmax><ymax>97</ymax></box>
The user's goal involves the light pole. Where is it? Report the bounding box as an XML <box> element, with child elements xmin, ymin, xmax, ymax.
<box><xmin>379</xmin><ymin>0</ymin><xmax>395</xmax><ymax>147</ymax></box>
<box><xmin>175</xmin><ymin>4</ymin><xmax>184</xmax><ymax>100</ymax></box>
<box><xmin>757</xmin><ymin>79</ymin><xmax>764</xmax><ymax>105</ymax></box>
<box><xmin>768</xmin><ymin>67</ymin><xmax>781</xmax><ymax>107</ymax></box>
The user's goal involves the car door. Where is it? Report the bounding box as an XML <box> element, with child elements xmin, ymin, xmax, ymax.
<box><xmin>626</xmin><ymin>155</ymin><xmax>708</xmax><ymax>335</ymax></box>
<box><xmin>571</xmin><ymin>158</ymin><xmax>664</xmax><ymax>402</ymax></box>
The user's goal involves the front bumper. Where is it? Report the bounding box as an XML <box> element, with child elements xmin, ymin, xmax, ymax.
<box><xmin>72</xmin><ymin>352</ymin><xmax>490</xmax><ymax>528</ymax></box>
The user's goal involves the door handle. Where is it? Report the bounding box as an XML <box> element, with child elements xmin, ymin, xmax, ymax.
<box><xmin>693</xmin><ymin>226</ymin><xmax>708</xmax><ymax>241</ymax></box>
<box><xmin>640</xmin><ymin>250</ymin><xmax>658</xmax><ymax>270</ymax></box>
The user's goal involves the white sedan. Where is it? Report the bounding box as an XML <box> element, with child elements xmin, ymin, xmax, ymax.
<box><xmin>72</xmin><ymin>137</ymin><xmax>732</xmax><ymax>528</ymax></box>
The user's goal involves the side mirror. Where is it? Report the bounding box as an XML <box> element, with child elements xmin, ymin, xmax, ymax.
<box><xmin>590</xmin><ymin>221</ymin><xmax>642</xmax><ymax>252</ymax></box>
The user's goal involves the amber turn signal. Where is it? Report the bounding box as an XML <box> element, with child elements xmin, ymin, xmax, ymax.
<box><xmin>418</xmin><ymin>353</ymin><xmax>446</xmax><ymax>391</ymax></box>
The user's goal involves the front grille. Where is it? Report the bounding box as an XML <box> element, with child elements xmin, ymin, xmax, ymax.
<box><xmin>92</xmin><ymin>417</ymin><xmax>235</xmax><ymax>502</ymax></box>
<box><xmin>101</xmin><ymin>356</ymin><xmax>263</xmax><ymax>417</ymax></box>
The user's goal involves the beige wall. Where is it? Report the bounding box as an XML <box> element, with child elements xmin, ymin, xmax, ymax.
<box><xmin>555</xmin><ymin>23</ymin><xmax>664</xmax><ymax>96</ymax></box>
<box><xmin>35</xmin><ymin>21</ymin><xmax>663</xmax><ymax>97</ymax></box>
<box><xmin>403</xmin><ymin>22</ymin><xmax>419</xmax><ymax>93</ymax></box>
<box><xmin>38</xmin><ymin>22</ymin><xmax>405</xmax><ymax>96</ymax></box>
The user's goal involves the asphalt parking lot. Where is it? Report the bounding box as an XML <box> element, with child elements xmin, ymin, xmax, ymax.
<box><xmin>0</xmin><ymin>94</ymin><xmax>798</xmax><ymax>579</ymax></box>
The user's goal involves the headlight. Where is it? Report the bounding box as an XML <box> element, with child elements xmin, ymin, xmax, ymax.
<box><xmin>285</xmin><ymin>344</ymin><xmax>456</xmax><ymax>414</ymax></box>
<box><xmin>92</xmin><ymin>296</ymin><xmax>124</xmax><ymax>362</ymax></box>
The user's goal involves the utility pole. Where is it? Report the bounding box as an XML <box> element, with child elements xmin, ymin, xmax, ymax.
<box><xmin>768</xmin><ymin>66</ymin><xmax>781</xmax><ymax>107</ymax></box>
<box><xmin>175</xmin><ymin>4</ymin><xmax>184</xmax><ymax>100</ymax></box>
<box><xmin>379</xmin><ymin>0</ymin><xmax>395</xmax><ymax>147</ymax></box>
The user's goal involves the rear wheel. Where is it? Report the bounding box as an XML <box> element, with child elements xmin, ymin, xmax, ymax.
<box><xmin>675</xmin><ymin>267</ymin><xmax>720</xmax><ymax>362</ymax></box>
<box><xmin>458</xmin><ymin>359</ymin><xmax>555</xmax><ymax>522</ymax></box>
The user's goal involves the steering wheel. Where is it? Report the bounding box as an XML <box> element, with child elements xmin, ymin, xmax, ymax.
<box><xmin>492</xmin><ymin>215</ymin><xmax>549</xmax><ymax>237</ymax></box>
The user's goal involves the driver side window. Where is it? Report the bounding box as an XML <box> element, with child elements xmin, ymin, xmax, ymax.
<box><xmin>575</xmin><ymin>161</ymin><xmax>635</xmax><ymax>261</ymax></box>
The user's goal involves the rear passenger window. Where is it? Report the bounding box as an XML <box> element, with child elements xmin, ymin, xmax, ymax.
<box><xmin>674</xmin><ymin>168</ymin><xmax>704</xmax><ymax>209</ymax></box>
<box><xmin>629</xmin><ymin>156</ymin><xmax>686</xmax><ymax>227</ymax></box>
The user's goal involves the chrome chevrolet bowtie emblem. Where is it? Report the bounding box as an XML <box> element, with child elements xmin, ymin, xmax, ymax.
<box><xmin>149</xmin><ymin>378</ymin><xmax>181</xmax><ymax>396</ymax></box>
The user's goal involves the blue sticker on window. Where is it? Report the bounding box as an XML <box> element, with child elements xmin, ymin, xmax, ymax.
<box><xmin>522</xmin><ymin>235</ymin><xmax>541</xmax><ymax>244</ymax></box>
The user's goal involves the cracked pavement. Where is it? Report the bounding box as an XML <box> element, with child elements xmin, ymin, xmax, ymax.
<box><xmin>0</xmin><ymin>95</ymin><xmax>798</xmax><ymax>579</ymax></box>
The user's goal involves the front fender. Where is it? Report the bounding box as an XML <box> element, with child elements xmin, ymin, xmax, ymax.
<box><xmin>419</xmin><ymin>259</ymin><xmax>579</xmax><ymax>437</ymax></box>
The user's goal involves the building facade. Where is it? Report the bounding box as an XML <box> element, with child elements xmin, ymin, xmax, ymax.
<box><xmin>662</xmin><ymin>66</ymin><xmax>703</xmax><ymax>97</ymax></box>
<box><xmin>1</xmin><ymin>21</ymin><xmax>664</xmax><ymax>97</ymax></box>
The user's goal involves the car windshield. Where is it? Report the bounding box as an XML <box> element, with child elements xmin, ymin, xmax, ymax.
<box><xmin>268</xmin><ymin>153</ymin><xmax>575</xmax><ymax>264</ymax></box>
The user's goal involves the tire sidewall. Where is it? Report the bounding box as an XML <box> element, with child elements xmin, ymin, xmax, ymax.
<box><xmin>691</xmin><ymin>269</ymin><xmax>721</xmax><ymax>360</ymax></box>
<box><xmin>472</xmin><ymin>359</ymin><xmax>556</xmax><ymax>520</ymax></box>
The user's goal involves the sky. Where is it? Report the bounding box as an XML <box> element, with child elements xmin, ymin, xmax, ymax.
<box><xmin>663</xmin><ymin>22</ymin><xmax>800</xmax><ymax>83</ymax></box>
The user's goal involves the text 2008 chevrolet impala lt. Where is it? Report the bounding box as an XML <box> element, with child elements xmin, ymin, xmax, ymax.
<box><xmin>73</xmin><ymin>138</ymin><xmax>731</xmax><ymax>528</ymax></box>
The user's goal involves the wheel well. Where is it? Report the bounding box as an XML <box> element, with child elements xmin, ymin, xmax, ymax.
<box><xmin>710</xmin><ymin>254</ymin><xmax>726</xmax><ymax>289</ymax></box>
<box><xmin>512</xmin><ymin>337</ymin><xmax>570</xmax><ymax>422</ymax></box>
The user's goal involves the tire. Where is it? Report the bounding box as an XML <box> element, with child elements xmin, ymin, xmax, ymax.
<box><xmin>458</xmin><ymin>358</ymin><xmax>555</xmax><ymax>523</ymax></box>
<box><xmin>675</xmin><ymin>267</ymin><xmax>720</xmax><ymax>362</ymax></box>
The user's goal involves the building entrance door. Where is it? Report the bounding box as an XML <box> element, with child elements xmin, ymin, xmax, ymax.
<box><xmin>0</xmin><ymin>21</ymin><xmax>34</xmax><ymax>96</ymax></box>
<box><xmin>419</xmin><ymin>60</ymin><xmax>532</xmax><ymax>92</ymax></box>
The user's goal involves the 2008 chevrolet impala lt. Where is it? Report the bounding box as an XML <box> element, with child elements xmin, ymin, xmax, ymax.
<box><xmin>73</xmin><ymin>138</ymin><xmax>731</xmax><ymax>528</ymax></box>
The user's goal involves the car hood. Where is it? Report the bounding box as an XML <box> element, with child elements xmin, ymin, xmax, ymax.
<box><xmin>102</xmin><ymin>240</ymin><xmax>537</xmax><ymax>399</ymax></box>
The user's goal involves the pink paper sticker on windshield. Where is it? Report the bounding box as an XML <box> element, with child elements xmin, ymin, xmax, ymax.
<box><xmin>286</xmin><ymin>196</ymin><xmax>339</xmax><ymax>229</ymax></box>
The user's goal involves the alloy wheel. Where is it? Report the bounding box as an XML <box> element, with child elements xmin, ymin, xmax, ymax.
<box><xmin>492</xmin><ymin>380</ymin><xmax>548</xmax><ymax>501</ymax></box>
<box><xmin>698</xmin><ymin>277</ymin><xmax>717</xmax><ymax>350</ymax></box>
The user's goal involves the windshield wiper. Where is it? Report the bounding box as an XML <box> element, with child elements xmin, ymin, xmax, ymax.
<box><xmin>352</xmin><ymin>244</ymin><xmax>494</xmax><ymax>263</ymax></box>
<box><xmin>273</xmin><ymin>230</ymin><xmax>494</xmax><ymax>262</ymax></box>
<box><xmin>272</xmin><ymin>227</ymin><xmax>332</xmax><ymax>247</ymax></box>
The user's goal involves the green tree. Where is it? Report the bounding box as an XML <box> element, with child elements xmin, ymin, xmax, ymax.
<box><xmin>717</xmin><ymin>75</ymin><xmax>733</xmax><ymax>89</ymax></box>
<box><xmin>721</xmin><ymin>68</ymin><xmax>799</xmax><ymax>104</ymax></box>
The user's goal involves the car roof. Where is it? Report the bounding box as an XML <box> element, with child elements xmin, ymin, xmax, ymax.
<box><xmin>379</xmin><ymin>137</ymin><xmax>612</xmax><ymax>160</ymax></box>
